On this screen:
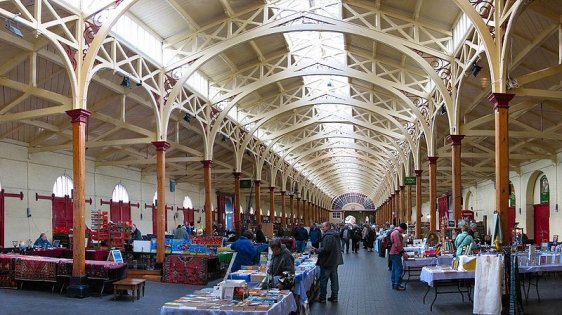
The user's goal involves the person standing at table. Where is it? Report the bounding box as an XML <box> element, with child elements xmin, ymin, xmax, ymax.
<box><xmin>309</xmin><ymin>223</ymin><xmax>322</xmax><ymax>249</ymax></box>
<box><xmin>312</xmin><ymin>222</ymin><xmax>343</xmax><ymax>303</ymax></box>
<box><xmin>389</xmin><ymin>223</ymin><xmax>408</xmax><ymax>291</ymax></box>
<box><xmin>34</xmin><ymin>233</ymin><xmax>51</xmax><ymax>248</ymax></box>
<box><xmin>174</xmin><ymin>225</ymin><xmax>189</xmax><ymax>239</ymax></box>
<box><xmin>131</xmin><ymin>224</ymin><xmax>143</xmax><ymax>241</ymax></box>
<box><xmin>268</xmin><ymin>239</ymin><xmax>295</xmax><ymax>286</ymax></box>
<box><xmin>230</xmin><ymin>231</ymin><xmax>258</xmax><ymax>272</ymax></box>
<box><xmin>454</xmin><ymin>221</ymin><xmax>474</xmax><ymax>257</ymax></box>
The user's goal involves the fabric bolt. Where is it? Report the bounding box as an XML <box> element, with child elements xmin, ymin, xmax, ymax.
<box><xmin>473</xmin><ymin>255</ymin><xmax>503</xmax><ymax>315</ymax></box>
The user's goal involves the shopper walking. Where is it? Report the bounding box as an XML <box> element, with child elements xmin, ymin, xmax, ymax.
<box><xmin>351</xmin><ymin>225</ymin><xmax>361</xmax><ymax>253</ymax></box>
<box><xmin>340</xmin><ymin>224</ymin><xmax>351</xmax><ymax>254</ymax></box>
<box><xmin>312</xmin><ymin>222</ymin><xmax>343</xmax><ymax>303</ymax></box>
<box><xmin>389</xmin><ymin>223</ymin><xmax>408</xmax><ymax>291</ymax></box>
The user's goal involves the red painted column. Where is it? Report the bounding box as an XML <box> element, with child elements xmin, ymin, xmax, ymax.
<box><xmin>254</xmin><ymin>180</ymin><xmax>261</xmax><ymax>224</ymax></box>
<box><xmin>489</xmin><ymin>93</ymin><xmax>515</xmax><ymax>245</ymax></box>
<box><xmin>428</xmin><ymin>157</ymin><xmax>438</xmax><ymax>232</ymax></box>
<box><xmin>202</xmin><ymin>160</ymin><xmax>213</xmax><ymax>236</ymax></box>
<box><xmin>269</xmin><ymin>187</ymin><xmax>275</xmax><ymax>224</ymax></box>
<box><xmin>415</xmin><ymin>170</ymin><xmax>423</xmax><ymax>238</ymax></box>
<box><xmin>280</xmin><ymin>191</ymin><xmax>286</xmax><ymax>226</ymax></box>
<box><xmin>233</xmin><ymin>172</ymin><xmax>241</xmax><ymax>234</ymax></box>
<box><xmin>289</xmin><ymin>194</ymin><xmax>294</xmax><ymax>225</ymax></box>
<box><xmin>447</xmin><ymin>135</ymin><xmax>465</xmax><ymax>225</ymax></box>
<box><xmin>66</xmin><ymin>109</ymin><xmax>90</xmax><ymax>277</ymax></box>
<box><xmin>153</xmin><ymin>141</ymin><xmax>171</xmax><ymax>263</ymax></box>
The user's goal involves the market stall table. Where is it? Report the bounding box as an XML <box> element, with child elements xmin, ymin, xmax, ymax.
<box><xmin>518</xmin><ymin>262</ymin><xmax>562</xmax><ymax>303</ymax></box>
<box><xmin>160</xmin><ymin>288</ymin><xmax>297</xmax><ymax>315</ymax></box>
<box><xmin>402</xmin><ymin>255</ymin><xmax>454</xmax><ymax>286</ymax></box>
<box><xmin>419</xmin><ymin>266</ymin><xmax>475</xmax><ymax>311</ymax></box>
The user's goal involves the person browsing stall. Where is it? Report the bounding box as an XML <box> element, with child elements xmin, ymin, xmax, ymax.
<box><xmin>230</xmin><ymin>231</ymin><xmax>258</xmax><ymax>272</ymax></box>
<box><xmin>389</xmin><ymin>223</ymin><xmax>408</xmax><ymax>291</ymax></box>
<box><xmin>312</xmin><ymin>222</ymin><xmax>343</xmax><ymax>303</ymax></box>
<box><xmin>34</xmin><ymin>233</ymin><xmax>51</xmax><ymax>248</ymax></box>
<box><xmin>268</xmin><ymin>239</ymin><xmax>295</xmax><ymax>288</ymax></box>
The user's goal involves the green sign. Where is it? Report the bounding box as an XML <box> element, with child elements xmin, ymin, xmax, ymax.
<box><xmin>240</xmin><ymin>179</ymin><xmax>252</xmax><ymax>189</ymax></box>
<box><xmin>540</xmin><ymin>175</ymin><xmax>549</xmax><ymax>203</ymax></box>
<box><xmin>404</xmin><ymin>176</ymin><xmax>416</xmax><ymax>185</ymax></box>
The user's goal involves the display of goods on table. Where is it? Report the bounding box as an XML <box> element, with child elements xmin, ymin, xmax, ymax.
<box><xmin>192</xmin><ymin>236</ymin><xmax>224</xmax><ymax>246</ymax></box>
<box><xmin>163</xmin><ymin>255</ymin><xmax>208</xmax><ymax>285</ymax></box>
<box><xmin>14</xmin><ymin>257</ymin><xmax>57</xmax><ymax>282</ymax></box>
<box><xmin>162</xmin><ymin>287</ymin><xmax>293</xmax><ymax>312</ymax></box>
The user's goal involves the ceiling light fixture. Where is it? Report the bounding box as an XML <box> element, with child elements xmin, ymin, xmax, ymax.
<box><xmin>120</xmin><ymin>76</ymin><xmax>131</xmax><ymax>88</ymax></box>
<box><xmin>5</xmin><ymin>13</ymin><xmax>23</xmax><ymax>38</ymax></box>
<box><xmin>471</xmin><ymin>59</ymin><xmax>482</xmax><ymax>77</ymax></box>
<box><xmin>183</xmin><ymin>113</ymin><xmax>193</xmax><ymax>123</ymax></box>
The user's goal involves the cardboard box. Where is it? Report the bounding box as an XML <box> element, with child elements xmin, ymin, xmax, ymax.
<box><xmin>250</xmin><ymin>273</ymin><xmax>267</xmax><ymax>283</ymax></box>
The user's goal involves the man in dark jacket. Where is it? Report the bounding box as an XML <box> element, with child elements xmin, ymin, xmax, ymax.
<box><xmin>309</xmin><ymin>224</ymin><xmax>322</xmax><ymax>249</ymax></box>
<box><xmin>268</xmin><ymin>239</ymin><xmax>295</xmax><ymax>289</ymax></box>
<box><xmin>312</xmin><ymin>222</ymin><xmax>343</xmax><ymax>303</ymax></box>
<box><xmin>255</xmin><ymin>224</ymin><xmax>267</xmax><ymax>243</ymax></box>
<box><xmin>293</xmin><ymin>224</ymin><xmax>309</xmax><ymax>253</ymax></box>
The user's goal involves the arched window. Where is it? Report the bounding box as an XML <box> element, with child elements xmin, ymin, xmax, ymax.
<box><xmin>112</xmin><ymin>183</ymin><xmax>129</xmax><ymax>202</ymax></box>
<box><xmin>109</xmin><ymin>184</ymin><xmax>131</xmax><ymax>223</ymax></box>
<box><xmin>183</xmin><ymin>195</ymin><xmax>193</xmax><ymax>209</ymax></box>
<box><xmin>53</xmin><ymin>175</ymin><xmax>73</xmax><ymax>197</ymax></box>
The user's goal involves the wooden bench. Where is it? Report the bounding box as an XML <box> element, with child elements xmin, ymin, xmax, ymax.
<box><xmin>112</xmin><ymin>278</ymin><xmax>146</xmax><ymax>302</ymax></box>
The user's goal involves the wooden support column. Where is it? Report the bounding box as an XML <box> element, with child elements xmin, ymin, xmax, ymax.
<box><xmin>447</xmin><ymin>135</ymin><xmax>465</xmax><ymax>225</ymax></box>
<box><xmin>233</xmin><ymin>172</ymin><xmax>241</xmax><ymax>234</ymax></box>
<box><xmin>154</xmin><ymin>141</ymin><xmax>170</xmax><ymax>263</ymax></box>
<box><xmin>254</xmin><ymin>180</ymin><xmax>261</xmax><ymax>224</ymax></box>
<box><xmin>415</xmin><ymin>170</ymin><xmax>423</xmax><ymax>238</ymax></box>
<box><xmin>66</xmin><ymin>109</ymin><xmax>90</xmax><ymax>277</ymax></box>
<box><xmin>489</xmin><ymin>93</ymin><xmax>515</xmax><ymax>245</ymax></box>
<box><xmin>390</xmin><ymin>193</ymin><xmax>395</xmax><ymax>225</ymax></box>
<box><xmin>400</xmin><ymin>186</ymin><xmax>402</xmax><ymax>226</ymax></box>
<box><xmin>407</xmin><ymin>184</ymin><xmax>412</xmax><ymax>224</ymax></box>
<box><xmin>289</xmin><ymin>194</ymin><xmax>294</xmax><ymax>225</ymax></box>
<box><xmin>308</xmin><ymin>201</ymin><xmax>312</xmax><ymax>226</ymax></box>
<box><xmin>296</xmin><ymin>196</ymin><xmax>301</xmax><ymax>225</ymax></box>
<box><xmin>202</xmin><ymin>160</ymin><xmax>213</xmax><ymax>236</ymax></box>
<box><xmin>428</xmin><ymin>157</ymin><xmax>438</xmax><ymax>232</ymax></box>
<box><xmin>269</xmin><ymin>187</ymin><xmax>275</xmax><ymax>223</ymax></box>
<box><xmin>280</xmin><ymin>191</ymin><xmax>286</xmax><ymax>226</ymax></box>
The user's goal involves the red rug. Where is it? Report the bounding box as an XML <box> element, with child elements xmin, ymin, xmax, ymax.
<box><xmin>0</xmin><ymin>256</ymin><xmax>16</xmax><ymax>288</ymax></box>
<box><xmin>163</xmin><ymin>255</ymin><xmax>208</xmax><ymax>285</ymax></box>
<box><xmin>14</xmin><ymin>258</ymin><xmax>57</xmax><ymax>282</ymax></box>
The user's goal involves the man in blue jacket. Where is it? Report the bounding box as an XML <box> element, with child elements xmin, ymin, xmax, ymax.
<box><xmin>309</xmin><ymin>224</ymin><xmax>322</xmax><ymax>249</ymax></box>
<box><xmin>230</xmin><ymin>231</ymin><xmax>258</xmax><ymax>272</ymax></box>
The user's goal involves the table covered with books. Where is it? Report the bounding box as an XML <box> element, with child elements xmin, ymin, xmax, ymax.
<box><xmin>160</xmin><ymin>287</ymin><xmax>297</xmax><ymax>315</ymax></box>
<box><xmin>227</xmin><ymin>255</ymin><xmax>319</xmax><ymax>306</ymax></box>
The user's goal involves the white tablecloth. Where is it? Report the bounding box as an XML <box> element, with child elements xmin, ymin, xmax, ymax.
<box><xmin>419</xmin><ymin>266</ymin><xmax>475</xmax><ymax>287</ymax></box>
<box><xmin>294</xmin><ymin>265</ymin><xmax>319</xmax><ymax>305</ymax></box>
<box><xmin>403</xmin><ymin>256</ymin><xmax>454</xmax><ymax>268</ymax></box>
<box><xmin>160</xmin><ymin>292</ymin><xmax>297</xmax><ymax>315</ymax></box>
<box><xmin>519</xmin><ymin>263</ymin><xmax>562</xmax><ymax>273</ymax></box>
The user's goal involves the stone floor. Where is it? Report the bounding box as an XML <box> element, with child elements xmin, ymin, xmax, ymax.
<box><xmin>1</xmin><ymin>250</ymin><xmax>562</xmax><ymax>314</ymax></box>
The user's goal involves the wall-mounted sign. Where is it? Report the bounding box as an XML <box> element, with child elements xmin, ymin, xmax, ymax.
<box><xmin>540</xmin><ymin>175</ymin><xmax>549</xmax><ymax>204</ymax></box>
<box><xmin>404</xmin><ymin>176</ymin><xmax>416</xmax><ymax>185</ymax></box>
<box><xmin>240</xmin><ymin>179</ymin><xmax>252</xmax><ymax>189</ymax></box>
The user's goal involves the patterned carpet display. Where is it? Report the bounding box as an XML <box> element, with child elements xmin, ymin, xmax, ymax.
<box><xmin>14</xmin><ymin>258</ymin><xmax>57</xmax><ymax>282</ymax></box>
<box><xmin>162</xmin><ymin>255</ymin><xmax>208</xmax><ymax>285</ymax></box>
<box><xmin>0</xmin><ymin>255</ymin><xmax>16</xmax><ymax>288</ymax></box>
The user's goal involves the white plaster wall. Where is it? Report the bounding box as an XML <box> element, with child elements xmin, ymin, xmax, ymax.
<box><xmin>0</xmin><ymin>141</ymin><xmax>212</xmax><ymax>245</ymax></box>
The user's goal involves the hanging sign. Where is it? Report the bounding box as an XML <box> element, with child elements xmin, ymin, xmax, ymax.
<box><xmin>540</xmin><ymin>175</ymin><xmax>549</xmax><ymax>204</ymax></box>
<box><xmin>404</xmin><ymin>177</ymin><xmax>416</xmax><ymax>185</ymax></box>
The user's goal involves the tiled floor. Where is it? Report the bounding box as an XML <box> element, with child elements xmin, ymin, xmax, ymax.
<box><xmin>310</xmin><ymin>249</ymin><xmax>562</xmax><ymax>315</ymax></box>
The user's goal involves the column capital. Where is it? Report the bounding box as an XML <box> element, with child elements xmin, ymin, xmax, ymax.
<box><xmin>269</xmin><ymin>186</ymin><xmax>275</xmax><ymax>192</ymax></box>
<box><xmin>395</xmin><ymin>189</ymin><xmax>400</xmax><ymax>193</ymax></box>
<box><xmin>488</xmin><ymin>92</ymin><xmax>515</xmax><ymax>109</ymax></box>
<box><xmin>280</xmin><ymin>190</ymin><xmax>286</xmax><ymax>195</ymax></box>
<box><xmin>152</xmin><ymin>141</ymin><xmax>170</xmax><ymax>152</ymax></box>
<box><xmin>200</xmin><ymin>160</ymin><xmax>213</xmax><ymax>168</ymax></box>
<box><xmin>254</xmin><ymin>179</ymin><xmax>261</xmax><ymax>185</ymax></box>
<box><xmin>232</xmin><ymin>172</ymin><xmax>241</xmax><ymax>178</ymax></box>
<box><xmin>66</xmin><ymin>109</ymin><xmax>91</xmax><ymax>124</ymax></box>
<box><xmin>446</xmin><ymin>134</ymin><xmax>465</xmax><ymax>145</ymax></box>
<box><xmin>427</xmin><ymin>156</ymin><xmax>439</xmax><ymax>164</ymax></box>
<box><xmin>400</xmin><ymin>185</ymin><xmax>405</xmax><ymax>190</ymax></box>
<box><xmin>414</xmin><ymin>169</ymin><xmax>423</xmax><ymax>176</ymax></box>
<box><xmin>296</xmin><ymin>196</ymin><xmax>301</xmax><ymax>201</ymax></box>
